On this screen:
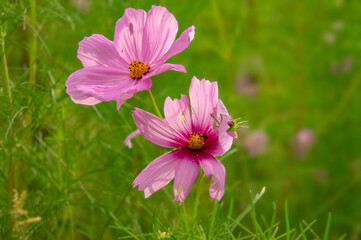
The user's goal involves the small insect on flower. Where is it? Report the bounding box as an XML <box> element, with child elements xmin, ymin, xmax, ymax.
<box><xmin>66</xmin><ymin>5</ymin><xmax>195</xmax><ymax>110</ymax></box>
<box><xmin>201</xmin><ymin>134</ymin><xmax>208</xmax><ymax>139</ymax></box>
<box><xmin>132</xmin><ymin>77</ymin><xmax>239</xmax><ymax>204</ymax></box>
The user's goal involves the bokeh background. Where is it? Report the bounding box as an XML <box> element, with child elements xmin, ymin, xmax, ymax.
<box><xmin>1</xmin><ymin>0</ymin><xmax>361</xmax><ymax>239</ymax></box>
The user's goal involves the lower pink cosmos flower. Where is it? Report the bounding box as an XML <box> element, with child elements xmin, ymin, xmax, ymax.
<box><xmin>132</xmin><ymin>77</ymin><xmax>237</xmax><ymax>204</ymax></box>
<box><xmin>66</xmin><ymin>5</ymin><xmax>195</xmax><ymax>110</ymax></box>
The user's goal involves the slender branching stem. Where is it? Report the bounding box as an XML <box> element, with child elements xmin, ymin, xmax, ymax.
<box><xmin>1</xmin><ymin>24</ymin><xmax>12</xmax><ymax>104</ymax></box>
<box><xmin>1</xmin><ymin>21</ymin><xmax>15</xmax><ymax>238</ymax></box>
<box><xmin>28</xmin><ymin>0</ymin><xmax>37</xmax><ymax>85</ymax></box>
<box><xmin>148</xmin><ymin>89</ymin><xmax>163</xmax><ymax>119</ymax></box>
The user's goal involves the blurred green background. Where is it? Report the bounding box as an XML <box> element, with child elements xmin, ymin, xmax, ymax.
<box><xmin>1</xmin><ymin>0</ymin><xmax>361</xmax><ymax>239</ymax></box>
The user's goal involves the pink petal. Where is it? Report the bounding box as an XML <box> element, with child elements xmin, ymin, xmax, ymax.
<box><xmin>132</xmin><ymin>108</ymin><xmax>184</xmax><ymax>148</ymax></box>
<box><xmin>133</xmin><ymin>150</ymin><xmax>181</xmax><ymax>198</ymax></box>
<box><xmin>213</xmin><ymin>115</ymin><xmax>234</xmax><ymax>156</ymax></box>
<box><xmin>66</xmin><ymin>66</ymin><xmax>136</xmax><ymax>105</ymax></box>
<box><xmin>65</xmin><ymin>90</ymin><xmax>101</xmax><ymax>105</ymax></box>
<box><xmin>217</xmin><ymin>99</ymin><xmax>237</xmax><ymax>139</ymax></box>
<box><xmin>143</xmin><ymin>5</ymin><xmax>178</xmax><ymax>65</ymax></box>
<box><xmin>163</xmin><ymin>94</ymin><xmax>192</xmax><ymax>140</ymax></box>
<box><xmin>189</xmin><ymin>77</ymin><xmax>219</xmax><ymax>132</ymax></box>
<box><xmin>161</xmin><ymin>26</ymin><xmax>195</xmax><ymax>64</ymax></box>
<box><xmin>147</xmin><ymin>63</ymin><xmax>186</xmax><ymax>78</ymax></box>
<box><xmin>116</xmin><ymin>77</ymin><xmax>152</xmax><ymax>110</ymax></box>
<box><xmin>114</xmin><ymin>8</ymin><xmax>147</xmax><ymax>62</ymax></box>
<box><xmin>198</xmin><ymin>153</ymin><xmax>225</xmax><ymax>201</ymax></box>
<box><xmin>77</xmin><ymin>34</ymin><xmax>128</xmax><ymax>68</ymax></box>
<box><xmin>217</xmin><ymin>100</ymin><xmax>229</xmax><ymax>117</ymax></box>
<box><xmin>228</xmin><ymin>131</ymin><xmax>238</xmax><ymax>138</ymax></box>
<box><xmin>124</xmin><ymin>129</ymin><xmax>141</xmax><ymax>148</ymax></box>
<box><xmin>173</xmin><ymin>150</ymin><xmax>199</xmax><ymax>204</ymax></box>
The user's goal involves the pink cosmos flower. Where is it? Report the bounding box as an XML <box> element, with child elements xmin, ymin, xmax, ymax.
<box><xmin>132</xmin><ymin>77</ymin><xmax>237</xmax><ymax>204</ymax></box>
<box><xmin>66</xmin><ymin>5</ymin><xmax>195</xmax><ymax>110</ymax></box>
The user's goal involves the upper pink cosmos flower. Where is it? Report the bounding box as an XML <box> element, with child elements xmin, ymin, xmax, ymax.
<box><xmin>66</xmin><ymin>5</ymin><xmax>195</xmax><ymax>110</ymax></box>
<box><xmin>132</xmin><ymin>77</ymin><xmax>237</xmax><ymax>204</ymax></box>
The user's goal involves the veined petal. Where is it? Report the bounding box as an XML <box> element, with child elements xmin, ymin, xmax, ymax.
<box><xmin>217</xmin><ymin>99</ymin><xmax>237</xmax><ymax>139</ymax></box>
<box><xmin>173</xmin><ymin>150</ymin><xmax>199</xmax><ymax>204</ymax></box>
<box><xmin>211</xmin><ymin>115</ymin><xmax>234</xmax><ymax>156</ymax></box>
<box><xmin>164</xmin><ymin>95</ymin><xmax>192</xmax><ymax>142</ymax></box>
<box><xmin>147</xmin><ymin>63</ymin><xmax>186</xmax><ymax>78</ymax></box>
<box><xmin>189</xmin><ymin>77</ymin><xmax>218</xmax><ymax>132</ymax></box>
<box><xmin>217</xmin><ymin>99</ymin><xmax>230</xmax><ymax>117</ymax></box>
<box><xmin>198</xmin><ymin>153</ymin><xmax>225</xmax><ymax>201</ymax></box>
<box><xmin>124</xmin><ymin>129</ymin><xmax>141</xmax><ymax>148</ymax></box>
<box><xmin>132</xmin><ymin>108</ymin><xmax>183</xmax><ymax>148</ymax></box>
<box><xmin>77</xmin><ymin>34</ymin><xmax>128</xmax><ymax>68</ymax></box>
<box><xmin>228</xmin><ymin>131</ymin><xmax>238</xmax><ymax>138</ymax></box>
<box><xmin>65</xmin><ymin>91</ymin><xmax>101</xmax><ymax>105</ymax></box>
<box><xmin>160</xmin><ymin>26</ymin><xmax>195</xmax><ymax>64</ymax></box>
<box><xmin>133</xmin><ymin>150</ymin><xmax>181</xmax><ymax>198</ymax></box>
<box><xmin>116</xmin><ymin>77</ymin><xmax>152</xmax><ymax>110</ymax></box>
<box><xmin>114</xmin><ymin>8</ymin><xmax>147</xmax><ymax>62</ymax></box>
<box><xmin>66</xmin><ymin>66</ymin><xmax>134</xmax><ymax>105</ymax></box>
<box><xmin>143</xmin><ymin>5</ymin><xmax>178</xmax><ymax>65</ymax></box>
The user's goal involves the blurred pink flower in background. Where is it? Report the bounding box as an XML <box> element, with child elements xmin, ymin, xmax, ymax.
<box><xmin>323</xmin><ymin>32</ymin><xmax>336</xmax><ymax>45</ymax></box>
<box><xmin>235</xmin><ymin>73</ymin><xmax>258</xmax><ymax>97</ymax></box>
<box><xmin>293</xmin><ymin>128</ymin><xmax>315</xmax><ymax>158</ymax></box>
<box><xmin>243</xmin><ymin>130</ymin><xmax>269</xmax><ymax>157</ymax></box>
<box><xmin>132</xmin><ymin>77</ymin><xmax>237</xmax><ymax>204</ymax></box>
<box><xmin>66</xmin><ymin>5</ymin><xmax>195</xmax><ymax>110</ymax></box>
<box><xmin>330</xmin><ymin>55</ymin><xmax>354</xmax><ymax>75</ymax></box>
<box><xmin>71</xmin><ymin>0</ymin><xmax>90</xmax><ymax>13</ymax></box>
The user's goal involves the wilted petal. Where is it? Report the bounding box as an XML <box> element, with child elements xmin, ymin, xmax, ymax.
<box><xmin>132</xmin><ymin>108</ymin><xmax>183</xmax><ymax>148</ymax></box>
<box><xmin>133</xmin><ymin>150</ymin><xmax>181</xmax><ymax>198</ymax></box>
<box><xmin>199</xmin><ymin>153</ymin><xmax>225</xmax><ymax>201</ymax></box>
<box><xmin>189</xmin><ymin>77</ymin><xmax>218</xmax><ymax>132</ymax></box>
<box><xmin>77</xmin><ymin>34</ymin><xmax>128</xmax><ymax>68</ymax></box>
<box><xmin>66</xmin><ymin>66</ymin><xmax>133</xmax><ymax>105</ymax></box>
<box><xmin>173</xmin><ymin>150</ymin><xmax>199</xmax><ymax>204</ymax></box>
<box><xmin>124</xmin><ymin>129</ymin><xmax>141</xmax><ymax>148</ymax></box>
<box><xmin>114</xmin><ymin>8</ymin><xmax>147</xmax><ymax>62</ymax></box>
<box><xmin>144</xmin><ymin>5</ymin><xmax>178</xmax><ymax>65</ymax></box>
<box><xmin>161</xmin><ymin>26</ymin><xmax>195</xmax><ymax>64</ymax></box>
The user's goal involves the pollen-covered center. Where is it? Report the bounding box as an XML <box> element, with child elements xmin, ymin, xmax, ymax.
<box><xmin>188</xmin><ymin>132</ymin><xmax>205</xmax><ymax>150</ymax></box>
<box><xmin>129</xmin><ymin>60</ymin><xmax>149</xmax><ymax>79</ymax></box>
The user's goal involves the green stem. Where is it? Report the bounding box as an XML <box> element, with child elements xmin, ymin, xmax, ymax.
<box><xmin>28</xmin><ymin>0</ymin><xmax>37</xmax><ymax>84</ymax></box>
<box><xmin>148</xmin><ymin>89</ymin><xmax>163</xmax><ymax>119</ymax></box>
<box><xmin>1</xmin><ymin>22</ymin><xmax>15</xmax><ymax>238</ymax></box>
<box><xmin>1</xmin><ymin>24</ymin><xmax>12</xmax><ymax>103</ymax></box>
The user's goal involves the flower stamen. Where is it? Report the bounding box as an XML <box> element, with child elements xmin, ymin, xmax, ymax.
<box><xmin>188</xmin><ymin>132</ymin><xmax>205</xmax><ymax>150</ymax></box>
<box><xmin>129</xmin><ymin>60</ymin><xmax>149</xmax><ymax>79</ymax></box>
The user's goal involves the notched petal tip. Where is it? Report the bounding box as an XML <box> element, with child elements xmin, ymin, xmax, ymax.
<box><xmin>188</xmin><ymin>25</ymin><xmax>195</xmax><ymax>41</ymax></box>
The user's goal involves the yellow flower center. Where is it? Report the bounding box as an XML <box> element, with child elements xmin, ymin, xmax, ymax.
<box><xmin>188</xmin><ymin>132</ymin><xmax>206</xmax><ymax>150</ymax></box>
<box><xmin>129</xmin><ymin>60</ymin><xmax>149</xmax><ymax>79</ymax></box>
